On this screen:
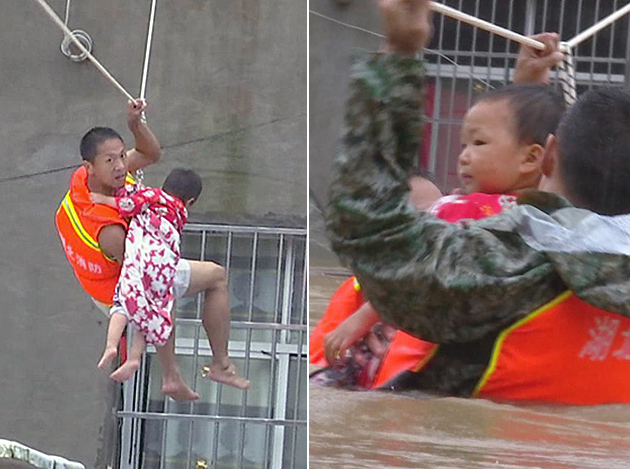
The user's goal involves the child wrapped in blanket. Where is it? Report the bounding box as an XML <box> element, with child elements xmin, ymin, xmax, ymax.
<box><xmin>92</xmin><ymin>168</ymin><xmax>202</xmax><ymax>382</ymax></box>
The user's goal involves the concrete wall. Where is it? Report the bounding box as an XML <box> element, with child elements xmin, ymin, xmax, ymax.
<box><xmin>0</xmin><ymin>0</ymin><xmax>306</xmax><ymax>467</ymax></box>
<box><xmin>309</xmin><ymin>0</ymin><xmax>381</xmax><ymax>207</ymax></box>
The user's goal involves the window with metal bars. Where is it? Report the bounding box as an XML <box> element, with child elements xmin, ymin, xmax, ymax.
<box><xmin>116</xmin><ymin>224</ymin><xmax>307</xmax><ymax>469</ymax></box>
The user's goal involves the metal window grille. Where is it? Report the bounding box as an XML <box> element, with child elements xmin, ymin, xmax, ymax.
<box><xmin>116</xmin><ymin>224</ymin><xmax>307</xmax><ymax>469</ymax></box>
<box><xmin>425</xmin><ymin>0</ymin><xmax>630</xmax><ymax>191</ymax></box>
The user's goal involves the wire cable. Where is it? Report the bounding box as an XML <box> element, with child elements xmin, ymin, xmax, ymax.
<box><xmin>309</xmin><ymin>10</ymin><xmax>496</xmax><ymax>89</ymax></box>
<box><xmin>63</xmin><ymin>0</ymin><xmax>70</xmax><ymax>25</ymax></box>
<box><xmin>139</xmin><ymin>0</ymin><xmax>158</xmax><ymax>100</ymax></box>
<box><xmin>0</xmin><ymin>164</ymin><xmax>79</xmax><ymax>184</ymax></box>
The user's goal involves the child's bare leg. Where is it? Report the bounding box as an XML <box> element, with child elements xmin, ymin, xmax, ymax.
<box><xmin>98</xmin><ymin>312</ymin><xmax>128</xmax><ymax>370</ymax></box>
<box><xmin>110</xmin><ymin>328</ymin><xmax>145</xmax><ymax>382</ymax></box>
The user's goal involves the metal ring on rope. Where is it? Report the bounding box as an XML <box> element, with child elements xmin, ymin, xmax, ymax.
<box><xmin>60</xmin><ymin>29</ymin><xmax>92</xmax><ymax>62</ymax></box>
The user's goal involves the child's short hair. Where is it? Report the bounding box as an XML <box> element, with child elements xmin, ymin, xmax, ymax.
<box><xmin>557</xmin><ymin>87</ymin><xmax>630</xmax><ymax>215</ymax></box>
<box><xmin>80</xmin><ymin>127</ymin><xmax>124</xmax><ymax>162</ymax></box>
<box><xmin>162</xmin><ymin>168</ymin><xmax>203</xmax><ymax>203</ymax></box>
<box><xmin>477</xmin><ymin>84</ymin><xmax>565</xmax><ymax>146</ymax></box>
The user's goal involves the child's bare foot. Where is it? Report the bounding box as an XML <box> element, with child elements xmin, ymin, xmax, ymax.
<box><xmin>110</xmin><ymin>359</ymin><xmax>140</xmax><ymax>382</ymax></box>
<box><xmin>98</xmin><ymin>346</ymin><xmax>118</xmax><ymax>370</ymax></box>
<box><xmin>202</xmin><ymin>361</ymin><xmax>250</xmax><ymax>390</ymax></box>
<box><xmin>161</xmin><ymin>378</ymin><xmax>200</xmax><ymax>401</ymax></box>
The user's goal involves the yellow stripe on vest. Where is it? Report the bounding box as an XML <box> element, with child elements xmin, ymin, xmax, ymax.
<box><xmin>412</xmin><ymin>344</ymin><xmax>440</xmax><ymax>373</ymax></box>
<box><xmin>472</xmin><ymin>290</ymin><xmax>573</xmax><ymax>397</ymax></box>
<box><xmin>60</xmin><ymin>172</ymin><xmax>135</xmax><ymax>262</ymax></box>
<box><xmin>61</xmin><ymin>192</ymin><xmax>101</xmax><ymax>251</ymax></box>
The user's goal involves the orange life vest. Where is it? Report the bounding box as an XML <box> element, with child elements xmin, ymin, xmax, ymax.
<box><xmin>309</xmin><ymin>275</ymin><xmax>439</xmax><ymax>386</ymax></box>
<box><xmin>311</xmin><ymin>278</ymin><xmax>630</xmax><ymax>404</ymax></box>
<box><xmin>309</xmin><ymin>276</ymin><xmax>365</xmax><ymax>367</ymax></box>
<box><xmin>473</xmin><ymin>291</ymin><xmax>630</xmax><ymax>405</ymax></box>
<box><xmin>55</xmin><ymin>166</ymin><xmax>131</xmax><ymax>305</ymax></box>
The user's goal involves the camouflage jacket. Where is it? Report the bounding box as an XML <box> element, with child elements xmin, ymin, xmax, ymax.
<box><xmin>326</xmin><ymin>52</ymin><xmax>630</xmax><ymax>347</ymax></box>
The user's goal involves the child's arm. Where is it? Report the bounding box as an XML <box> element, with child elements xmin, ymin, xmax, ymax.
<box><xmin>324</xmin><ymin>301</ymin><xmax>381</xmax><ymax>365</ymax></box>
<box><xmin>90</xmin><ymin>193</ymin><xmax>117</xmax><ymax>208</ymax></box>
<box><xmin>93</xmin><ymin>187</ymin><xmax>160</xmax><ymax>218</ymax></box>
<box><xmin>408</xmin><ymin>174</ymin><xmax>442</xmax><ymax>211</ymax></box>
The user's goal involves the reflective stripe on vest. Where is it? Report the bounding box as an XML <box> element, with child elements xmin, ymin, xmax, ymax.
<box><xmin>60</xmin><ymin>192</ymin><xmax>116</xmax><ymax>261</ymax></box>
<box><xmin>473</xmin><ymin>291</ymin><xmax>630</xmax><ymax>404</ymax></box>
<box><xmin>372</xmin><ymin>333</ymin><xmax>438</xmax><ymax>388</ymax></box>
<box><xmin>472</xmin><ymin>291</ymin><xmax>572</xmax><ymax>396</ymax></box>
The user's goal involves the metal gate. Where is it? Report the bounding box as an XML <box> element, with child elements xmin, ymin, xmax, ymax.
<box><xmin>116</xmin><ymin>224</ymin><xmax>307</xmax><ymax>469</ymax></box>
<box><xmin>425</xmin><ymin>0</ymin><xmax>630</xmax><ymax>190</ymax></box>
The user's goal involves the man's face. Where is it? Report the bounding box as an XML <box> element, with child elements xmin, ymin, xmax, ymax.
<box><xmin>86</xmin><ymin>138</ymin><xmax>128</xmax><ymax>191</ymax></box>
<box><xmin>458</xmin><ymin>99</ymin><xmax>537</xmax><ymax>194</ymax></box>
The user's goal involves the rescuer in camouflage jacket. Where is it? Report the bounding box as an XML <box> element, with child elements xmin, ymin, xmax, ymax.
<box><xmin>326</xmin><ymin>0</ymin><xmax>630</xmax><ymax>382</ymax></box>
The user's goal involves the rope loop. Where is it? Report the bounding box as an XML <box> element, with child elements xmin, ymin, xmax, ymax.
<box><xmin>60</xmin><ymin>29</ymin><xmax>92</xmax><ymax>62</ymax></box>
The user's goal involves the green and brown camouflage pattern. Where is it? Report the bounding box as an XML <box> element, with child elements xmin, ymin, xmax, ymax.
<box><xmin>326</xmin><ymin>52</ymin><xmax>630</xmax><ymax>346</ymax></box>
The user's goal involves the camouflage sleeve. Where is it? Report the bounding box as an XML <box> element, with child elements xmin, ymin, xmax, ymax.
<box><xmin>326</xmin><ymin>52</ymin><xmax>566</xmax><ymax>344</ymax></box>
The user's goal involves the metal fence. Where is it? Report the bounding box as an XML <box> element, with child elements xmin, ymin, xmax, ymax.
<box><xmin>424</xmin><ymin>0</ymin><xmax>630</xmax><ymax>190</ymax></box>
<box><xmin>116</xmin><ymin>224</ymin><xmax>307</xmax><ymax>469</ymax></box>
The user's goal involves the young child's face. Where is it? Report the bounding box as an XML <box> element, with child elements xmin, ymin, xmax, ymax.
<box><xmin>458</xmin><ymin>99</ymin><xmax>536</xmax><ymax>194</ymax></box>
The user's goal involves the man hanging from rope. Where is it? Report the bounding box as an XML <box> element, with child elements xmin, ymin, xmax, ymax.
<box><xmin>56</xmin><ymin>99</ymin><xmax>249</xmax><ymax>400</ymax></box>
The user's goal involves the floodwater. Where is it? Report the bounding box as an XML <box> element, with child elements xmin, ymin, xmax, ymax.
<box><xmin>309</xmin><ymin>268</ymin><xmax>630</xmax><ymax>469</ymax></box>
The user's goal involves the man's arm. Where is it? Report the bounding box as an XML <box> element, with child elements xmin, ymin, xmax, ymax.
<box><xmin>125</xmin><ymin>99</ymin><xmax>162</xmax><ymax>173</ymax></box>
<box><xmin>326</xmin><ymin>0</ymin><xmax>563</xmax><ymax>343</ymax></box>
<box><xmin>98</xmin><ymin>224</ymin><xmax>126</xmax><ymax>264</ymax></box>
<box><xmin>512</xmin><ymin>32</ymin><xmax>564</xmax><ymax>84</ymax></box>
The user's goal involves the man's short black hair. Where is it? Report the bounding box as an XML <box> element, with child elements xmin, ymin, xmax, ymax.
<box><xmin>557</xmin><ymin>87</ymin><xmax>630</xmax><ymax>215</ymax></box>
<box><xmin>162</xmin><ymin>168</ymin><xmax>203</xmax><ymax>203</ymax></box>
<box><xmin>80</xmin><ymin>127</ymin><xmax>124</xmax><ymax>162</ymax></box>
<box><xmin>477</xmin><ymin>84</ymin><xmax>565</xmax><ymax>146</ymax></box>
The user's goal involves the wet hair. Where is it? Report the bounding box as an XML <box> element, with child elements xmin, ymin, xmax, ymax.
<box><xmin>556</xmin><ymin>87</ymin><xmax>630</xmax><ymax>215</ymax></box>
<box><xmin>476</xmin><ymin>84</ymin><xmax>565</xmax><ymax>146</ymax></box>
<box><xmin>80</xmin><ymin>127</ymin><xmax>124</xmax><ymax>162</ymax></box>
<box><xmin>162</xmin><ymin>168</ymin><xmax>203</xmax><ymax>203</ymax></box>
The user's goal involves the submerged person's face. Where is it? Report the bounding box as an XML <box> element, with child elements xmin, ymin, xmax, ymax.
<box><xmin>458</xmin><ymin>99</ymin><xmax>540</xmax><ymax>195</ymax></box>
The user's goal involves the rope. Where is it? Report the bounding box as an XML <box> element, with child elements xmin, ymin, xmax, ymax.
<box><xmin>139</xmin><ymin>0</ymin><xmax>158</xmax><ymax>100</ymax></box>
<box><xmin>566</xmin><ymin>3</ymin><xmax>630</xmax><ymax>48</ymax></box>
<box><xmin>429</xmin><ymin>2</ymin><xmax>569</xmax><ymax>53</ymax></box>
<box><xmin>556</xmin><ymin>43</ymin><xmax>577</xmax><ymax>106</ymax></box>
<box><xmin>33</xmin><ymin>0</ymin><xmax>136</xmax><ymax>101</ymax></box>
<box><xmin>60</xmin><ymin>29</ymin><xmax>92</xmax><ymax>62</ymax></box>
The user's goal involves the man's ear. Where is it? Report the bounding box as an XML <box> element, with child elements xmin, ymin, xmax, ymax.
<box><xmin>541</xmin><ymin>133</ymin><xmax>559</xmax><ymax>177</ymax></box>
<box><xmin>186</xmin><ymin>197</ymin><xmax>197</xmax><ymax>208</ymax></box>
<box><xmin>84</xmin><ymin>160</ymin><xmax>94</xmax><ymax>175</ymax></box>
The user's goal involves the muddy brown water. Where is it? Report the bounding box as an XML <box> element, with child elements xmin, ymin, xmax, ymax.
<box><xmin>309</xmin><ymin>268</ymin><xmax>630</xmax><ymax>469</ymax></box>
